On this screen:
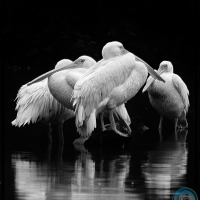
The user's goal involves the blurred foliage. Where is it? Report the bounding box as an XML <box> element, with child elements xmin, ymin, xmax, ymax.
<box><xmin>3</xmin><ymin>0</ymin><xmax>196</xmax><ymax>72</ymax></box>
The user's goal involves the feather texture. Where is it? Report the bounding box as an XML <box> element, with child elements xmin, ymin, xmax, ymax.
<box><xmin>143</xmin><ymin>61</ymin><xmax>189</xmax><ymax>129</ymax></box>
<box><xmin>172</xmin><ymin>74</ymin><xmax>189</xmax><ymax>112</ymax></box>
<box><xmin>73</xmin><ymin>53</ymin><xmax>136</xmax><ymax>123</ymax></box>
<box><xmin>12</xmin><ymin>79</ymin><xmax>65</xmax><ymax>126</ymax></box>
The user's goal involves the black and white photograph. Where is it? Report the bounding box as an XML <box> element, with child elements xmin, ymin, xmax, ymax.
<box><xmin>2</xmin><ymin>0</ymin><xmax>199</xmax><ymax>199</ymax></box>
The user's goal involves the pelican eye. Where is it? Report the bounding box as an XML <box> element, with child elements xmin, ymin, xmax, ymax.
<box><xmin>80</xmin><ymin>59</ymin><xmax>85</xmax><ymax>63</ymax></box>
<box><xmin>160</xmin><ymin>64</ymin><xmax>168</xmax><ymax>70</ymax></box>
<box><xmin>75</xmin><ymin>59</ymin><xmax>85</xmax><ymax>64</ymax></box>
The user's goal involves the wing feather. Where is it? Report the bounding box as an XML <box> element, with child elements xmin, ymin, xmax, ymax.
<box><xmin>12</xmin><ymin>79</ymin><xmax>64</xmax><ymax>126</ymax></box>
<box><xmin>73</xmin><ymin>53</ymin><xmax>135</xmax><ymax>118</ymax></box>
<box><xmin>72</xmin><ymin>53</ymin><xmax>136</xmax><ymax>137</ymax></box>
<box><xmin>172</xmin><ymin>74</ymin><xmax>190</xmax><ymax>112</ymax></box>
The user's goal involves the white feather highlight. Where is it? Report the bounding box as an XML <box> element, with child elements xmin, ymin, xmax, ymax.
<box><xmin>76</xmin><ymin>109</ymin><xmax>96</xmax><ymax>138</ymax></box>
<box><xmin>12</xmin><ymin>78</ymin><xmax>64</xmax><ymax>126</ymax></box>
<box><xmin>114</xmin><ymin>104</ymin><xmax>131</xmax><ymax>125</ymax></box>
<box><xmin>86</xmin><ymin>109</ymin><xmax>96</xmax><ymax>136</ymax></box>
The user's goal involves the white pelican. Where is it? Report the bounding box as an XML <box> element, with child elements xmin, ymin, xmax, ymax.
<box><xmin>142</xmin><ymin>61</ymin><xmax>189</xmax><ymax>136</ymax></box>
<box><xmin>12</xmin><ymin>57</ymin><xmax>94</xmax><ymax>144</ymax></box>
<box><xmin>72</xmin><ymin>41</ymin><xmax>165</xmax><ymax>144</ymax></box>
<box><xmin>26</xmin><ymin>54</ymin><xmax>132</xmax><ymax>145</ymax></box>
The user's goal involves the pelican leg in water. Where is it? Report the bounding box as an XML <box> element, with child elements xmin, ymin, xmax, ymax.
<box><xmin>100</xmin><ymin>113</ymin><xmax>106</xmax><ymax>131</ymax></box>
<box><xmin>103</xmin><ymin>117</ymin><xmax>131</xmax><ymax>134</ymax></box>
<box><xmin>72</xmin><ymin>41</ymin><xmax>164</xmax><ymax>144</ymax></box>
<box><xmin>108</xmin><ymin>110</ymin><xmax>128</xmax><ymax>137</ymax></box>
<box><xmin>11</xmin><ymin>58</ymin><xmax>94</xmax><ymax>144</ymax></box>
<box><xmin>100</xmin><ymin>109</ymin><xmax>127</xmax><ymax>135</ymax></box>
<box><xmin>142</xmin><ymin>61</ymin><xmax>189</xmax><ymax>139</ymax></box>
<box><xmin>46</xmin><ymin>123</ymin><xmax>53</xmax><ymax>143</ymax></box>
<box><xmin>101</xmin><ymin>109</ymin><xmax>132</xmax><ymax>135</ymax></box>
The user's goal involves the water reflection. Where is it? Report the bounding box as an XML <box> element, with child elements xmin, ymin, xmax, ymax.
<box><xmin>12</xmin><ymin>145</ymin><xmax>137</xmax><ymax>199</ymax></box>
<box><xmin>11</xmin><ymin>129</ymin><xmax>188</xmax><ymax>200</ymax></box>
<box><xmin>141</xmin><ymin>129</ymin><xmax>188</xmax><ymax>199</ymax></box>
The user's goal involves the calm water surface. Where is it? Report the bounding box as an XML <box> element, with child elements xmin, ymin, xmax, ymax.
<box><xmin>4</xmin><ymin>127</ymin><xmax>196</xmax><ymax>200</ymax></box>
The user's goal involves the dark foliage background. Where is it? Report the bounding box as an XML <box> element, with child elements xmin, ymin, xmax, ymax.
<box><xmin>1</xmin><ymin>0</ymin><xmax>199</xmax><ymax>196</ymax></box>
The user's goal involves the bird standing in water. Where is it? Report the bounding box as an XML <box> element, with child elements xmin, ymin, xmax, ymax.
<box><xmin>12</xmin><ymin>57</ymin><xmax>95</xmax><ymax>144</ymax></box>
<box><xmin>142</xmin><ymin>61</ymin><xmax>189</xmax><ymax>138</ymax></box>
<box><xmin>72</xmin><ymin>41</ymin><xmax>165</xmax><ymax>144</ymax></box>
<box><xmin>26</xmin><ymin>54</ymin><xmax>132</xmax><ymax>145</ymax></box>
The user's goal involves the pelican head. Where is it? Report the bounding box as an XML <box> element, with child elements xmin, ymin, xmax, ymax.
<box><xmin>27</xmin><ymin>58</ymin><xmax>86</xmax><ymax>86</ymax></box>
<box><xmin>102</xmin><ymin>41</ymin><xmax>128</xmax><ymax>59</ymax></box>
<box><xmin>55</xmin><ymin>59</ymin><xmax>73</xmax><ymax>70</ymax></box>
<box><xmin>158</xmin><ymin>61</ymin><xmax>173</xmax><ymax>74</ymax></box>
<box><xmin>76</xmin><ymin>55</ymin><xmax>96</xmax><ymax>69</ymax></box>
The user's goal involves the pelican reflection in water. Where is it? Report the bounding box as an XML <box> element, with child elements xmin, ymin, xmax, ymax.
<box><xmin>142</xmin><ymin>61</ymin><xmax>189</xmax><ymax>138</ymax></box>
<box><xmin>12</xmin><ymin>145</ymin><xmax>139</xmax><ymax>199</ymax></box>
<box><xmin>11</xmin><ymin>129</ymin><xmax>188</xmax><ymax>200</ymax></box>
<box><xmin>142</xmin><ymin>129</ymin><xmax>188</xmax><ymax>199</ymax></box>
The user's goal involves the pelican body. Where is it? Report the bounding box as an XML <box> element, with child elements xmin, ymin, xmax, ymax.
<box><xmin>72</xmin><ymin>41</ymin><xmax>165</xmax><ymax>143</ymax></box>
<box><xmin>26</xmin><ymin>54</ymin><xmax>133</xmax><ymax>145</ymax></box>
<box><xmin>47</xmin><ymin>56</ymin><xmax>96</xmax><ymax>111</ymax></box>
<box><xmin>142</xmin><ymin>61</ymin><xmax>189</xmax><ymax>135</ymax></box>
<box><xmin>12</xmin><ymin>58</ymin><xmax>92</xmax><ymax>144</ymax></box>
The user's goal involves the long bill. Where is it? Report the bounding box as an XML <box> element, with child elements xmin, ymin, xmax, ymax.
<box><xmin>142</xmin><ymin>74</ymin><xmax>156</xmax><ymax>93</ymax></box>
<box><xmin>142</xmin><ymin>68</ymin><xmax>165</xmax><ymax>93</ymax></box>
<box><xmin>27</xmin><ymin>63</ymin><xmax>82</xmax><ymax>86</ymax></box>
<box><xmin>135</xmin><ymin>55</ymin><xmax>165</xmax><ymax>83</ymax></box>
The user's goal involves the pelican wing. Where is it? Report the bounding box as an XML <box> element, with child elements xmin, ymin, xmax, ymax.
<box><xmin>12</xmin><ymin>79</ymin><xmax>63</xmax><ymax>126</ymax></box>
<box><xmin>172</xmin><ymin>74</ymin><xmax>190</xmax><ymax>112</ymax></box>
<box><xmin>73</xmin><ymin>53</ymin><xmax>135</xmax><ymax>118</ymax></box>
<box><xmin>75</xmin><ymin>58</ymin><xmax>110</xmax><ymax>82</ymax></box>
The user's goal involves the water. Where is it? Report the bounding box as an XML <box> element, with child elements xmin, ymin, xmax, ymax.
<box><xmin>3</xmin><ymin>125</ymin><xmax>198</xmax><ymax>200</ymax></box>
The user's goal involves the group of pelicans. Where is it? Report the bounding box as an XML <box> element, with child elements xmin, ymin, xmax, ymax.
<box><xmin>12</xmin><ymin>41</ymin><xmax>190</xmax><ymax>145</ymax></box>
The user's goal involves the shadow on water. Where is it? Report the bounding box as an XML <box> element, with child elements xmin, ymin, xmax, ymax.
<box><xmin>4</xmin><ymin>127</ymin><xmax>194</xmax><ymax>200</ymax></box>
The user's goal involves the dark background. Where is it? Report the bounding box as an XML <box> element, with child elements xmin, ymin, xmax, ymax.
<box><xmin>1</xmin><ymin>0</ymin><xmax>199</xmax><ymax>198</ymax></box>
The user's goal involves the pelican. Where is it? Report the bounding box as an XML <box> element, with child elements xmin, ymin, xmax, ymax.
<box><xmin>12</xmin><ymin>57</ymin><xmax>94</xmax><ymax>144</ymax></box>
<box><xmin>26</xmin><ymin>54</ymin><xmax>132</xmax><ymax>145</ymax></box>
<box><xmin>72</xmin><ymin>41</ymin><xmax>165</xmax><ymax>144</ymax></box>
<box><xmin>142</xmin><ymin>61</ymin><xmax>189</xmax><ymax>136</ymax></box>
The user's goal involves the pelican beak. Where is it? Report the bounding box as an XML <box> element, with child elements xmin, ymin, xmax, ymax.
<box><xmin>142</xmin><ymin>68</ymin><xmax>165</xmax><ymax>93</ymax></box>
<box><xmin>135</xmin><ymin>55</ymin><xmax>165</xmax><ymax>83</ymax></box>
<box><xmin>157</xmin><ymin>67</ymin><xmax>165</xmax><ymax>75</ymax></box>
<box><xmin>121</xmin><ymin>47</ymin><xmax>129</xmax><ymax>55</ymax></box>
<box><xmin>142</xmin><ymin>74</ymin><xmax>156</xmax><ymax>93</ymax></box>
<box><xmin>27</xmin><ymin>62</ymin><xmax>83</xmax><ymax>86</ymax></box>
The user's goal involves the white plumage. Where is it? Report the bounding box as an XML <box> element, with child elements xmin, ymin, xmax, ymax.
<box><xmin>12</xmin><ymin>59</ymin><xmax>73</xmax><ymax>127</ymax></box>
<box><xmin>142</xmin><ymin>61</ymin><xmax>189</xmax><ymax>136</ymax></box>
<box><xmin>12</xmin><ymin>58</ymin><xmax>91</xmax><ymax>144</ymax></box>
<box><xmin>28</xmin><ymin>54</ymin><xmax>132</xmax><ymax>145</ymax></box>
<box><xmin>72</xmin><ymin>41</ymin><xmax>165</xmax><ymax>144</ymax></box>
